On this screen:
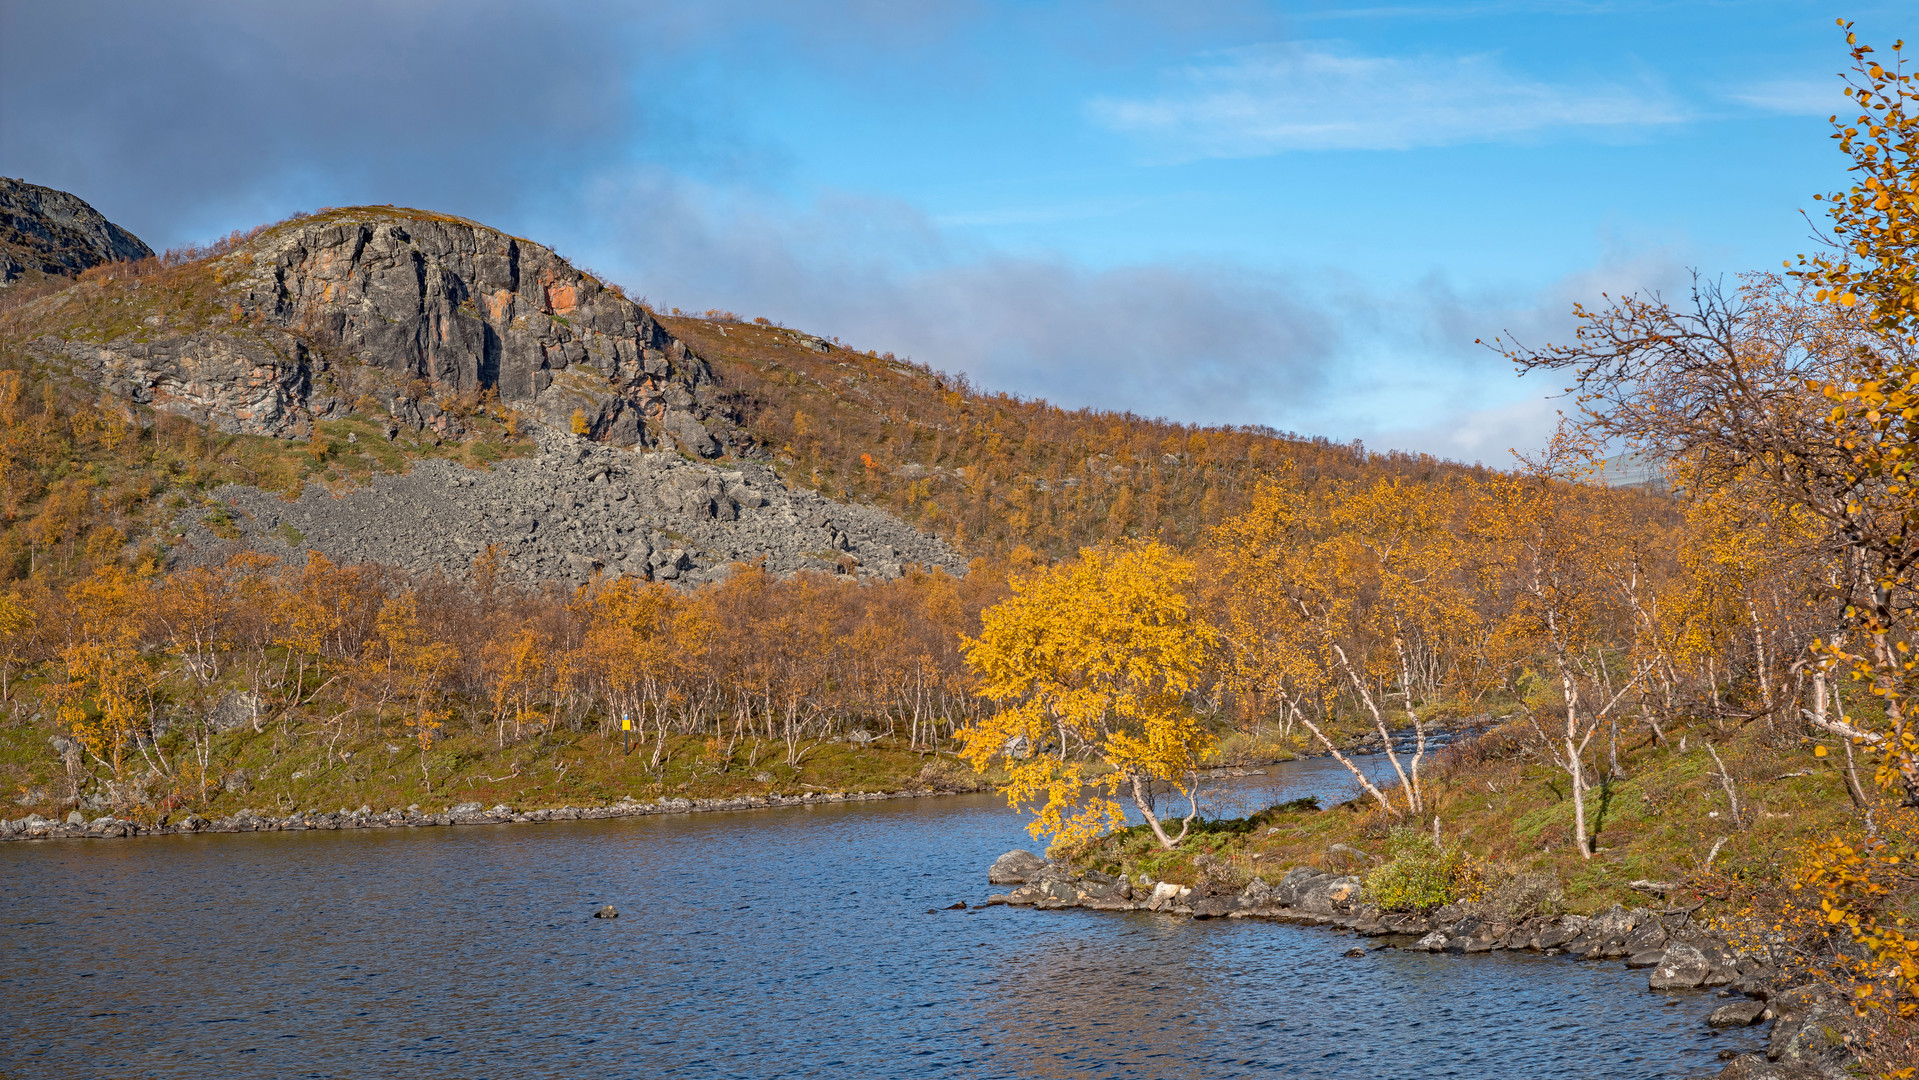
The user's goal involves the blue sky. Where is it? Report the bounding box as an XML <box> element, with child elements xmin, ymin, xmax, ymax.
<box><xmin>1</xmin><ymin>1</ymin><xmax>1901</xmax><ymax>463</ymax></box>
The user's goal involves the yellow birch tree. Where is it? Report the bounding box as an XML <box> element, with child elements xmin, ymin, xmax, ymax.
<box><xmin>957</xmin><ymin>541</ymin><xmax>1216</xmax><ymax>849</ymax></box>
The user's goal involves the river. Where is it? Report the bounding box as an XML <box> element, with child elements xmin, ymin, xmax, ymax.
<box><xmin>2</xmin><ymin>756</ymin><xmax>1761</xmax><ymax>1078</ymax></box>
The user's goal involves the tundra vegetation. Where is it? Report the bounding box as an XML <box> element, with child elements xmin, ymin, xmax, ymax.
<box><xmin>0</xmin><ymin>22</ymin><xmax>1915</xmax><ymax>1077</ymax></box>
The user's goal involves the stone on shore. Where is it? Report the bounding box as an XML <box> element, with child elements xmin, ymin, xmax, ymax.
<box><xmin>988</xmin><ymin>850</ymin><xmax>1048</xmax><ymax>885</ymax></box>
<box><xmin>1650</xmin><ymin>943</ymin><xmax>1713</xmax><ymax>989</ymax></box>
<box><xmin>1535</xmin><ymin>915</ymin><xmax>1588</xmax><ymax>951</ymax></box>
<box><xmin>973</xmin><ymin>850</ymin><xmax>1849</xmax><ymax>1080</ymax></box>
<box><xmin>1765</xmin><ymin>993</ymin><xmax>1852</xmax><ymax>1077</ymax></box>
<box><xmin>1706</xmin><ymin>999</ymin><xmax>1767</xmax><ymax>1027</ymax></box>
<box><xmin>1711</xmin><ymin>1053</ymin><xmax>1813</xmax><ymax>1080</ymax></box>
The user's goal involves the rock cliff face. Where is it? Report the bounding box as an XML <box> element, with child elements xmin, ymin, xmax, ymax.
<box><xmin>37</xmin><ymin>207</ymin><xmax>740</xmax><ymax>455</ymax></box>
<box><xmin>0</xmin><ymin>178</ymin><xmax>154</xmax><ymax>285</ymax></box>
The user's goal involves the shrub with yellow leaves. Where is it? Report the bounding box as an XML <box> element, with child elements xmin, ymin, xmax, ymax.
<box><xmin>957</xmin><ymin>541</ymin><xmax>1216</xmax><ymax>850</ymax></box>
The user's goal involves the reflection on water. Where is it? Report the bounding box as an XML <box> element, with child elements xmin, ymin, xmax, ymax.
<box><xmin>2</xmin><ymin>759</ymin><xmax>1759</xmax><ymax>1079</ymax></box>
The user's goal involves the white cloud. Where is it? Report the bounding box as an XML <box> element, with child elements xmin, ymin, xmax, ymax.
<box><xmin>1364</xmin><ymin>390</ymin><xmax>1564</xmax><ymax>466</ymax></box>
<box><xmin>1725</xmin><ymin>78</ymin><xmax>1848</xmax><ymax>117</ymax></box>
<box><xmin>565</xmin><ymin>168</ymin><xmax>1685</xmax><ymax>464</ymax></box>
<box><xmin>1088</xmin><ymin>43</ymin><xmax>1686</xmax><ymax>156</ymax></box>
<box><xmin>576</xmin><ymin>169</ymin><xmax>1343</xmax><ymax>427</ymax></box>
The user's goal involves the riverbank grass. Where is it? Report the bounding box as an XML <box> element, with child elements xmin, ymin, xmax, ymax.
<box><xmin>1062</xmin><ymin>709</ymin><xmax>1864</xmax><ymax>917</ymax></box>
<box><xmin>0</xmin><ymin>708</ymin><xmax>993</xmax><ymax>822</ymax></box>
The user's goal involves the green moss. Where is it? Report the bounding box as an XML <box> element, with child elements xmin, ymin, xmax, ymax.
<box><xmin>201</xmin><ymin>506</ymin><xmax>241</xmax><ymax>540</ymax></box>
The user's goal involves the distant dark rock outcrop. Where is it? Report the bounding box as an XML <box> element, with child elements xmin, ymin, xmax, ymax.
<box><xmin>0</xmin><ymin>178</ymin><xmax>153</xmax><ymax>285</ymax></box>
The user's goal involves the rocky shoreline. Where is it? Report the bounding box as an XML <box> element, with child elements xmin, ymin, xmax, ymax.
<box><xmin>0</xmin><ymin>788</ymin><xmax>950</xmax><ymax>843</ymax></box>
<box><xmin>984</xmin><ymin>852</ymin><xmax>1856</xmax><ymax>1080</ymax></box>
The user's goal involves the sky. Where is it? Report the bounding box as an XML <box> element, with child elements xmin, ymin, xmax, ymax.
<box><xmin>0</xmin><ymin>1</ymin><xmax>1901</xmax><ymax>465</ymax></box>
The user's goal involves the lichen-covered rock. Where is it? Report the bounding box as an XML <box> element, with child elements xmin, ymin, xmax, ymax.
<box><xmin>1764</xmin><ymin>993</ymin><xmax>1852</xmax><ymax>1077</ymax></box>
<box><xmin>988</xmin><ymin>849</ymin><xmax>1048</xmax><ymax>885</ymax></box>
<box><xmin>1707</xmin><ymin>999</ymin><xmax>1767</xmax><ymax>1028</ymax></box>
<box><xmin>1649</xmin><ymin>942</ymin><xmax>1714</xmax><ymax>989</ymax></box>
<box><xmin>1189</xmin><ymin>895</ymin><xmax>1239</xmax><ymax>919</ymax></box>
<box><xmin>1265</xmin><ymin>866</ymin><xmax>1362</xmax><ymax>914</ymax></box>
<box><xmin>1441</xmin><ymin>917</ymin><xmax>1499</xmax><ymax>953</ymax></box>
<box><xmin>1072</xmin><ymin>871</ymin><xmax>1132</xmax><ymax>906</ymax></box>
<box><xmin>1382</xmin><ymin>911</ymin><xmax>1434</xmax><ymax>936</ymax></box>
<box><xmin>1713</xmin><ymin>1053</ymin><xmax>1815</xmax><ymax>1080</ymax></box>
<box><xmin>1535</xmin><ymin>915</ymin><xmax>1588</xmax><ymax>951</ymax></box>
<box><xmin>1623</xmin><ymin>916</ymin><xmax>1669</xmax><ymax>956</ymax></box>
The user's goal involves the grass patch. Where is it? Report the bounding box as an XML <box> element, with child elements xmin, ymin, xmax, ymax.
<box><xmin>1054</xmin><ymin>710</ymin><xmax>1865</xmax><ymax>917</ymax></box>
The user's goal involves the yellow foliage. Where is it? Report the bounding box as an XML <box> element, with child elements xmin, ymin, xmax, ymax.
<box><xmin>1208</xmin><ymin>472</ymin><xmax>1481</xmax><ymax>816</ymax></box>
<box><xmin>372</xmin><ymin>591</ymin><xmax>459</xmax><ymax>756</ymax></box>
<box><xmin>55</xmin><ymin>565</ymin><xmax>155</xmax><ymax>777</ymax></box>
<box><xmin>957</xmin><ymin>541</ymin><xmax>1215</xmax><ymax>849</ymax></box>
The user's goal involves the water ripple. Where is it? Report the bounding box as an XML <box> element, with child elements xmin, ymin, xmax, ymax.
<box><xmin>2</xmin><ymin>765</ymin><xmax>1760</xmax><ymax>1079</ymax></box>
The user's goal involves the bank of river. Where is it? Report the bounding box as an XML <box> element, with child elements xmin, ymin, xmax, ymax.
<box><xmin>0</xmin><ymin>740</ymin><xmax>1405</xmax><ymax>845</ymax></box>
<box><xmin>1</xmin><ymin>757</ymin><xmax>1764</xmax><ymax>1079</ymax></box>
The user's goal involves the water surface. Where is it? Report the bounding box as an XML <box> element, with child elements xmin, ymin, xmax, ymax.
<box><xmin>2</xmin><ymin>759</ymin><xmax>1761</xmax><ymax>1078</ymax></box>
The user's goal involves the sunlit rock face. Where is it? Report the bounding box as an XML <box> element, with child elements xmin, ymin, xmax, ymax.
<box><xmin>40</xmin><ymin>205</ymin><xmax>739</xmax><ymax>454</ymax></box>
<box><xmin>232</xmin><ymin>212</ymin><xmax>728</xmax><ymax>451</ymax></box>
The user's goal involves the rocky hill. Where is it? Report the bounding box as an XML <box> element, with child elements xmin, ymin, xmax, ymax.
<box><xmin>0</xmin><ymin>185</ymin><xmax>1490</xmax><ymax>585</ymax></box>
<box><xmin>0</xmin><ymin>178</ymin><xmax>154</xmax><ymax>286</ymax></box>
<box><xmin>0</xmin><ymin>195</ymin><xmax>962</xmax><ymax>584</ymax></box>
<box><xmin>12</xmin><ymin>206</ymin><xmax>741</xmax><ymax>452</ymax></box>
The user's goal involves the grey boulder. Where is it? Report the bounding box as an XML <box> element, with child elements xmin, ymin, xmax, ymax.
<box><xmin>1649</xmin><ymin>943</ymin><xmax>1713</xmax><ymax>989</ymax></box>
<box><xmin>988</xmin><ymin>850</ymin><xmax>1048</xmax><ymax>885</ymax></box>
<box><xmin>1707</xmin><ymin>999</ymin><xmax>1768</xmax><ymax>1027</ymax></box>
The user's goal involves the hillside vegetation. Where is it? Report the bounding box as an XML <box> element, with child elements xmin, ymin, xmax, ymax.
<box><xmin>0</xmin><ymin>208</ymin><xmax>1539</xmax><ymax>837</ymax></box>
<box><xmin>661</xmin><ymin>313</ymin><xmax>1499</xmax><ymax>562</ymax></box>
